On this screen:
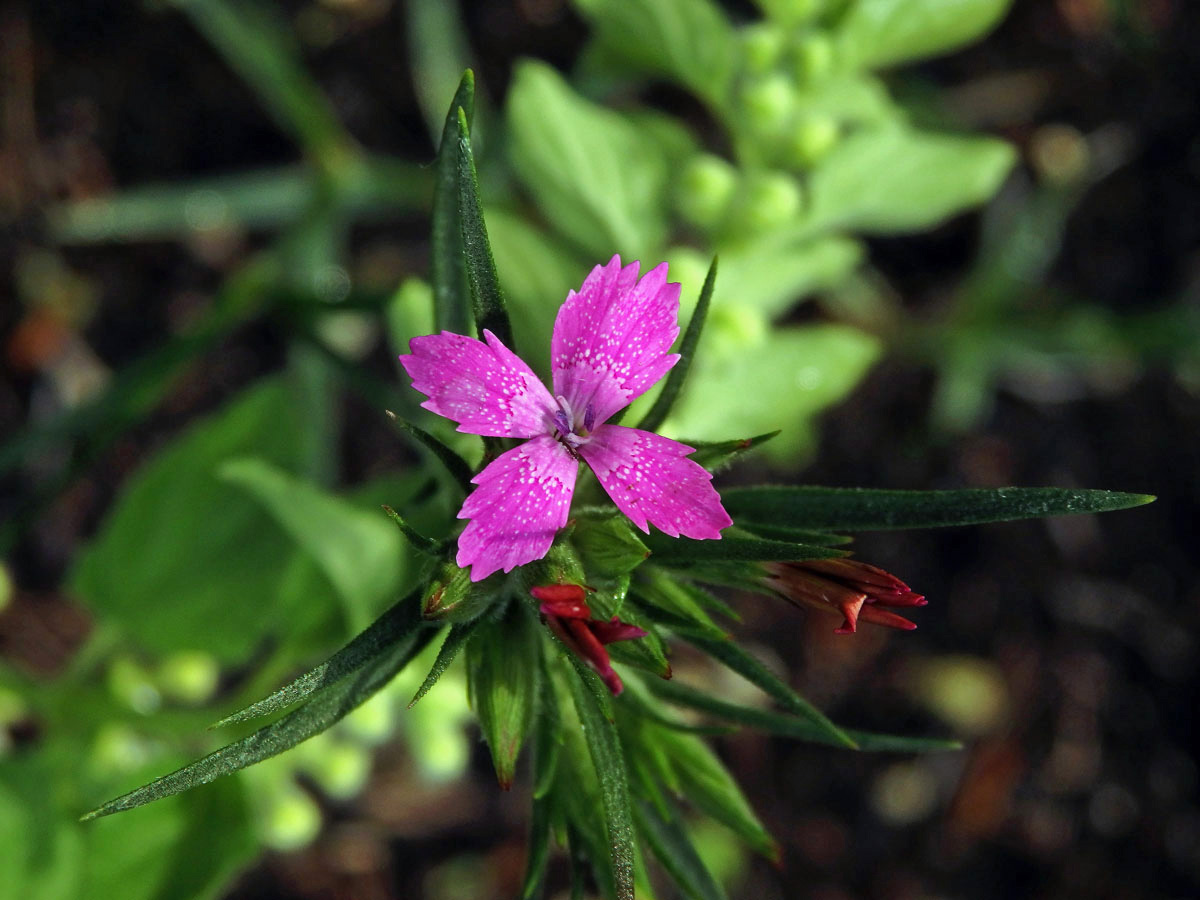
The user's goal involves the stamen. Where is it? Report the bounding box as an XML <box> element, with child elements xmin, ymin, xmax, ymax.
<box><xmin>583</xmin><ymin>403</ymin><xmax>596</xmax><ymax>433</ymax></box>
<box><xmin>554</xmin><ymin>409</ymin><xmax>571</xmax><ymax>436</ymax></box>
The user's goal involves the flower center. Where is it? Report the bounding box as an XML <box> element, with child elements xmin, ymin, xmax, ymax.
<box><xmin>553</xmin><ymin>395</ymin><xmax>595</xmax><ymax>451</ymax></box>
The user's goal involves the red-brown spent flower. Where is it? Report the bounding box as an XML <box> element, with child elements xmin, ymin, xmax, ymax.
<box><xmin>531</xmin><ymin>583</ymin><xmax>646</xmax><ymax>695</ymax></box>
<box><xmin>763</xmin><ymin>558</ymin><xmax>927</xmax><ymax>634</ymax></box>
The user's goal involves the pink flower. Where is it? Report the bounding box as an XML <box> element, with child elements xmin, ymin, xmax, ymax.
<box><xmin>401</xmin><ymin>255</ymin><xmax>732</xmax><ymax>581</ymax></box>
<box><xmin>764</xmin><ymin>558</ymin><xmax>927</xmax><ymax>634</ymax></box>
<box><xmin>531</xmin><ymin>584</ymin><xmax>647</xmax><ymax>695</ymax></box>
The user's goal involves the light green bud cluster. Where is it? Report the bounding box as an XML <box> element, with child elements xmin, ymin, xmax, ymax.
<box><xmin>786</xmin><ymin>116</ymin><xmax>840</xmax><ymax>168</ymax></box>
<box><xmin>156</xmin><ymin>651</ymin><xmax>220</xmax><ymax>706</ymax></box>
<box><xmin>676</xmin><ymin>154</ymin><xmax>739</xmax><ymax>230</ymax></box>
<box><xmin>733</xmin><ymin>17</ymin><xmax>844</xmax><ymax>172</ymax></box>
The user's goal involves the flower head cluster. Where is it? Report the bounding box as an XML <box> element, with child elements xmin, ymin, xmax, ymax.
<box><xmin>765</xmin><ymin>558</ymin><xmax>927</xmax><ymax>633</ymax></box>
<box><xmin>531</xmin><ymin>584</ymin><xmax>646</xmax><ymax>695</ymax></box>
<box><xmin>401</xmin><ymin>256</ymin><xmax>731</xmax><ymax>580</ymax></box>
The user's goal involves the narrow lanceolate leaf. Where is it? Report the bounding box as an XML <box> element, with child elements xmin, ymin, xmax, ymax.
<box><xmin>456</xmin><ymin>110</ymin><xmax>515</xmax><ymax>349</ymax></box>
<box><xmin>565</xmin><ymin>657</ymin><xmax>637</xmax><ymax>900</ymax></box>
<box><xmin>842</xmin><ymin>730</ymin><xmax>963</xmax><ymax>753</ymax></box>
<box><xmin>467</xmin><ymin>606</ymin><xmax>541</xmax><ymax>789</ymax></box>
<box><xmin>382</xmin><ymin>505</ymin><xmax>442</xmax><ymax>556</ymax></box>
<box><xmin>176</xmin><ymin>0</ymin><xmax>355</xmax><ymax>174</ymax></box>
<box><xmin>522</xmin><ymin>706</ymin><xmax>560</xmax><ymax>900</ymax></box>
<box><xmin>638</xmin><ymin>257</ymin><xmax>718</xmax><ymax>433</ymax></box>
<box><xmin>386</xmin><ymin>412</ymin><xmax>474</xmax><ymax>494</ymax></box>
<box><xmin>722</xmin><ymin>486</ymin><xmax>1155</xmax><ymax>532</ymax></box>
<box><xmin>635</xmin><ymin>800</ymin><xmax>728</xmax><ymax>900</ymax></box>
<box><xmin>409</xmin><ymin>619</ymin><xmax>479</xmax><ymax>707</ymax></box>
<box><xmin>736</xmin><ymin>521</ymin><xmax>853</xmax><ymax>546</ymax></box>
<box><xmin>84</xmin><ymin>622</ymin><xmax>436</xmax><ymax>820</ymax></box>
<box><xmin>210</xmin><ymin>590</ymin><xmax>422</xmax><ymax>729</ymax></box>
<box><xmin>647</xmin><ymin>533</ymin><xmax>843</xmax><ymax>565</ymax></box>
<box><xmin>677</xmin><ymin>631</ymin><xmax>856</xmax><ymax>749</ymax></box>
<box><xmin>686</xmin><ymin>431</ymin><xmax>780</xmax><ymax>472</ymax></box>
<box><xmin>654</xmin><ymin>726</ymin><xmax>778</xmax><ymax>861</ymax></box>
<box><xmin>431</xmin><ymin>71</ymin><xmax>475</xmax><ymax>335</ymax></box>
<box><xmin>647</xmin><ymin>678</ymin><xmax>959</xmax><ymax>752</ymax></box>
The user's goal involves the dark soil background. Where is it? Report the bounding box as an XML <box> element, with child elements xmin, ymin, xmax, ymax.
<box><xmin>2</xmin><ymin>1</ymin><xmax>1197</xmax><ymax>898</ymax></box>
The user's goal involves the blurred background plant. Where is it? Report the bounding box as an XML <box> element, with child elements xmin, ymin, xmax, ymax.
<box><xmin>0</xmin><ymin>0</ymin><xmax>1196</xmax><ymax>898</ymax></box>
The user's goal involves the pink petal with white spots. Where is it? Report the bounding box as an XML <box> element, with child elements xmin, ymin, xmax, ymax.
<box><xmin>579</xmin><ymin>425</ymin><xmax>732</xmax><ymax>540</ymax></box>
<box><xmin>551</xmin><ymin>255</ymin><xmax>681</xmax><ymax>427</ymax></box>
<box><xmin>456</xmin><ymin>435</ymin><xmax>578</xmax><ymax>581</ymax></box>
<box><xmin>400</xmin><ymin>329</ymin><xmax>556</xmax><ymax>438</ymax></box>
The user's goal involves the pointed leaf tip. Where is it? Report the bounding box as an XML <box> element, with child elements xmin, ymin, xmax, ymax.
<box><xmin>638</xmin><ymin>256</ymin><xmax>718</xmax><ymax>433</ymax></box>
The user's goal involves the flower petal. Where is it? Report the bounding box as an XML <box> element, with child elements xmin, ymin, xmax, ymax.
<box><xmin>551</xmin><ymin>255</ymin><xmax>681</xmax><ymax>426</ymax></box>
<box><xmin>456</xmin><ymin>435</ymin><xmax>578</xmax><ymax>580</ymax></box>
<box><xmin>579</xmin><ymin>424</ymin><xmax>731</xmax><ymax>539</ymax></box>
<box><xmin>400</xmin><ymin>329</ymin><xmax>556</xmax><ymax>438</ymax></box>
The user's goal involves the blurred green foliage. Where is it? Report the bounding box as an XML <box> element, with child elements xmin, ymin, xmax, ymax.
<box><xmin>6</xmin><ymin>0</ymin><xmax>1173</xmax><ymax>897</ymax></box>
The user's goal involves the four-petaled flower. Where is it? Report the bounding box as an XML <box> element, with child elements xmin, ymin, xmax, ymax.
<box><xmin>531</xmin><ymin>584</ymin><xmax>646</xmax><ymax>695</ymax></box>
<box><xmin>401</xmin><ymin>255</ymin><xmax>731</xmax><ymax>581</ymax></box>
<box><xmin>764</xmin><ymin>558</ymin><xmax>927</xmax><ymax>633</ymax></box>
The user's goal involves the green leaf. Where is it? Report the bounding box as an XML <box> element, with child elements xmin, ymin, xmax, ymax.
<box><xmin>676</xmin><ymin>632</ymin><xmax>856</xmax><ymax>748</ymax></box>
<box><xmin>604</xmin><ymin>610</ymin><xmax>672</xmax><ymax>680</ymax></box>
<box><xmin>686</xmin><ymin>431</ymin><xmax>780</xmax><ymax>471</ymax></box>
<box><xmin>842</xmin><ymin>730</ymin><xmax>963</xmax><ymax>753</ymax></box>
<box><xmin>652</xmin><ymin>727</ymin><xmax>777</xmax><ymax>860</ymax></box>
<box><xmin>85</xmin><ymin>772</ymin><xmax>256</xmax><ymax>900</ymax></box>
<box><xmin>639</xmin><ymin>258</ymin><xmax>718</xmax><ymax>433</ymax></box>
<box><xmin>665</xmin><ymin>324</ymin><xmax>881</xmax><ymax>463</ymax></box>
<box><xmin>173</xmin><ymin>0</ymin><xmax>356</xmax><ymax>177</ymax></box>
<box><xmin>801</xmin><ymin>124</ymin><xmax>1016</xmax><ymax>235</ymax></box>
<box><xmin>210</xmin><ymin>590</ymin><xmax>423</xmax><ymax>729</ymax></box>
<box><xmin>485</xmin><ymin>209</ymin><xmax>588</xmax><ymax>378</ymax></box>
<box><xmin>725</xmin><ymin>237</ymin><xmax>864</xmax><ymax>319</ymax></box>
<box><xmin>48</xmin><ymin>157</ymin><xmax>428</xmax><ymax>243</ymax></box>
<box><xmin>721</xmin><ymin>486</ymin><xmax>1156</xmax><ymax>531</ymax></box>
<box><xmin>644</xmin><ymin>677</ymin><xmax>859</xmax><ymax>748</ymax></box>
<box><xmin>647</xmin><ymin>534</ymin><xmax>842</xmax><ymax>565</ymax></box>
<box><xmin>456</xmin><ymin>110</ymin><xmax>515</xmax><ymax>349</ymax></box>
<box><xmin>522</xmin><ymin>703</ymin><xmax>559</xmax><ymax>899</ymax></box>
<box><xmin>381</xmin><ymin>504</ymin><xmax>442</xmax><ymax>556</ymax></box>
<box><xmin>572</xmin><ymin>0</ymin><xmax>738</xmax><ymax>106</ymax></box>
<box><xmin>407</xmin><ymin>0</ymin><xmax>477</xmax><ymax>142</ymax></box>
<box><xmin>388</xmin><ymin>413</ymin><xmax>475</xmax><ymax>494</ymax></box>
<box><xmin>69</xmin><ymin>378</ymin><xmax>313</xmax><ymax>662</ymax></box>
<box><xmin>409</xmin><ymin>619</ymin><xmax>478</xmax><ymax>706</ymax></box>
<box><xmin>506</xmin><ymin>60</ymin><xmax>670</xmax><ymax>258</ymax></box>
<box><xmin>647</xmin><ymin>678</ymin><xmax>954</xmax><ymax>752</ymax></box>
<box><xmin>431</xmin><ymin>71</ymin><xmax>475</xmax><ymax>335</ymax></box>
<box><xmin>84</xmin><ymin>621</ymin><xmax>436</xmax><ymax>820</ymax></box>
<box><xmin>633</xmin><ymin>571</ymin><xmax>726</xmax><ymax>637</ymax></box>
<box><xmin>565</xmin><ymin>658</ymin><xmax>637</xmax><ymax>900</ymax></box>
<box><xmin>467</xmin><ymin>604</ymin><xmax>541</xmax><ymax>788</ymax></box>
<box><xmin>635</xmin><ymin>801</ymin><xmax>727</xmax><ymax>900</ymax></box>
<box><xmin>836</xmin><ymin>0</ymin><xmax>1013</xmax><ymax>70</ymax></box>
<box><xmin>572</xmin><ymin>515</ymin><xmax>651</xmax><ymax>578</ymax></box>
<box><xmin>221</xmin><ymin>458</ymin><xmax>403</xmax><ymax>629</ymax></box>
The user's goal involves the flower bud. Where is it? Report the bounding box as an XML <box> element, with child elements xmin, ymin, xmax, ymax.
<box><xmin>422</xmin><ymin>561</ymin><xmax>492</xmax><ymax>621</ymax></box>
<box><xmin>741</xmin><ymin>23</ymin><xmax>786</xmax><ymax>73</ymax></box>
<box><xmin>676</xmin><ymin>154</ymin><xmax>739</xmax><ymax>229</ymax></box>
<box><xmin>793</xmin><ymin>32</ymin><xmax>835</xmax><ymax>83</ymax></box>
<box><xmin>764</xmin><ymin>557</ymin><xmax>926</xmax><ymax>633</ymax></box>
<box><xmin>156</xmin><ymin>651</ymin><xmax>220</xmax><ymax>705</ymax></box>
<box><xmin>786</xmin><ymin>116</ymin><xmax>840</xmax><ymax>168</ymax></box>
<box><xmin>304</xmin><ymin>739</ymin><xmax>372</xmax><ymax>800</ymax></box>
<box><xmin>741</xmin><ymin>73</ymin><xmax>797</xmax><ymax>136</ymax></box>
<box><xmin>533</xmin><ymin>584</ymin><xmax>647</xmax><ymax>695</ymax></box>
<box><xmin>742</xmin><ymin>170</ymin><xmax>802</xmax><ymax>231</ymax></box>
<box><xmin>259</xmin><ymin>784</ymin><xmax>322</xmax><ymax>851</ymax></box>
